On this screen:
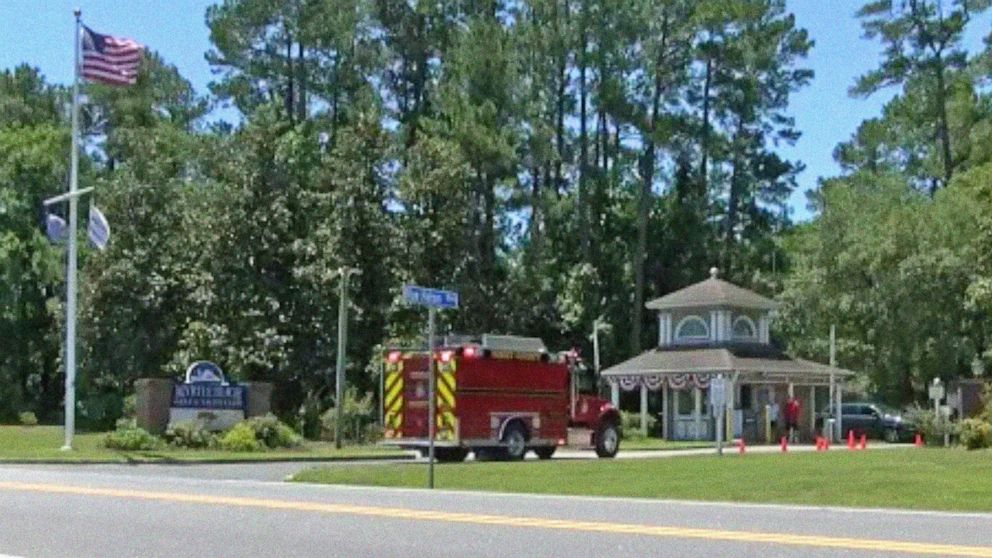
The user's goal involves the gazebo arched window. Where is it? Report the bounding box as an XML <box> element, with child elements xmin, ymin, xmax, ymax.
<box><xmin>675</xmin><ymin>316</ymin><xmax>709</xmax><ymax>341</ymax></box>
<box><xmin>732</xmin><ymin>316</ymin><xmax>757</xmax><ymax>340</ymax></box>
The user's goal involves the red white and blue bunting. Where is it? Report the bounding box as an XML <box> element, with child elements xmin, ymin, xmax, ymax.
<box><xmin>642</xmin><ymin>375</ymin><xmax>666</xmax><ymax>390</ymax></box>
<box><xmin>668</xmin><ymin>374</ymin><xmax>689</xmax><ymax>390</ymax></box>
<box><xmin>618</xmin><ymin>376</ymin><xmax>641</xmax><ymax>392</ymax></box>
<box><xmin>612</xmin><ymin>373</ymin><xmax>714</xmax><ymax>392</ymax></box>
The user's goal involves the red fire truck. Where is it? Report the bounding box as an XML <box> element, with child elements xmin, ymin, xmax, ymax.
<box><xmin>382</xmin><ymin>335</ymin><xmax>620</xmax><ymax>461</ymax></box>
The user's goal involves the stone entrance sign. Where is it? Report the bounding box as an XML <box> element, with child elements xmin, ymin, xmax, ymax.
<box><xmin>168</xmin><ymin>361</ymin><xmax>247</xmax><ymax>431</ymax></box>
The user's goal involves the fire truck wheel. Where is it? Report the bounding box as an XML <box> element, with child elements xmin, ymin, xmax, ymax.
<box><xmin>502</xmin><ymin>422</ymin><xmax>528</xmax><ymax>461</ymax></box>
<box><xmin>533</xmin><ymin>446</ymin><xmax>556</xmax><ymax>460</ymax></box>
<box><xmin>595</xmin><ymin>421</ymin><xmax>620</xmax><ymax>458</ymax></box>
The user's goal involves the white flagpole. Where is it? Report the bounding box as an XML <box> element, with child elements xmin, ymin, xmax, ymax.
<box><xmin>62</xmin><ymin>8</ymin><xmax>82</xmax><ymax>451</ymax></box>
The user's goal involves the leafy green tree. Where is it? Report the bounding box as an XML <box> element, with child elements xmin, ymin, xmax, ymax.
<box><xmin>0</xmin><ymin>67</ymin><xmax>69</xmax><ymax>421</ymax></box>
<box><xmin>852</xmin><ymin>0</ymin><xmax>991</xmax><ymax>191</ymax></box>
<box><xmin>0</xmin><ymin>124</ymin><xmax>66</xmax><ymax>421</ymax></box>
<box><xmin>778</xmin><ymin>172</ymin><xmax>985</xmax><ymax>404</ymax></box>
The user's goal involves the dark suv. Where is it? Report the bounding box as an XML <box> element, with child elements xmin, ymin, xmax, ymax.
<box><xmin>823</xmin><ymin>402</ymin><xmax>915</xmax><ymax>442</ymax></box>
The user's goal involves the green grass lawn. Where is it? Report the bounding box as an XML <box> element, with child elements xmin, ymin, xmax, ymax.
<box><xmin>291</xmin><ymin>448</ymin><xmax>992</xmax><ymax>512</ymax></box>
<box><xmin>0</xmin><ymin>425</ymin><xmax>406</xmax><ymax>463</ymax></box>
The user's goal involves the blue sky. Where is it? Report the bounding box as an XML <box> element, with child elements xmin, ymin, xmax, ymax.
<box><xmin>1</xmin><ymin>0</ymin><xmax>988</xmax><ymax>221</ymax></box>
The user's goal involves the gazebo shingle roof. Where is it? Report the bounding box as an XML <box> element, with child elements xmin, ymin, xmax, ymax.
<box><xmin>645</xmin><ymin>269</ymin><xmax>778</xmax><ymax>311</ymax></box>
<box><xmin>601</xmin><ymin>343</ymin><xmax>854</xmax><ymax>379</ymax></box>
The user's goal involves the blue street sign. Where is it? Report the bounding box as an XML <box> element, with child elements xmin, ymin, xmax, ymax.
<box><xmin>403</xmin><ymin>284</ymin><xmax>459</xmax><ymax>309</ymax></box>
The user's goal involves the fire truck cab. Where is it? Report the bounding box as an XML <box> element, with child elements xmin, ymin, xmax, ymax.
<box><xmin>382</xmin><ymin>334</ymin><xmax>621</xmax><ymax>461</ymax></box>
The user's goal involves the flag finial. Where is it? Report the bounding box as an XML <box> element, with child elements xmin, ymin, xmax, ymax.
<box><xmin>73</xmin><ymin>8</ymin><xmax>81</xmax><ymax>17</ymax></box>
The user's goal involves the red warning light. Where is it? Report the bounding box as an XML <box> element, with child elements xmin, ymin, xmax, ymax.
<box><xmin>387</xmin><ymin>351</ymin><xmax>401</xmax><ymax>364</ymax></box>
<box><xmin>463</xmin><ymin>346</ymin><xmax>477</xmax><ymax>358</ymax></box>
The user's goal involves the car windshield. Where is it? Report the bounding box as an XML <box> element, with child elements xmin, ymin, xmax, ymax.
<box><xmin>874</xmin><ymin>404</ymin><xmax>900</xmax><ymax>416</ymax></box>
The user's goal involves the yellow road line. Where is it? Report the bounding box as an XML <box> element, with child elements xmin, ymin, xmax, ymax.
<box><xmin>1</xmin><ymin>481</ymin><xmax>989</xmax><ymax>557</ymax></box>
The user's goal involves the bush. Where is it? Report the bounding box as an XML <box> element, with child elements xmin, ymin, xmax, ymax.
<box><xmin>78</xmin><ymin>390</ymin><xmax>124</xmax><ymax>431</ymax></box>
<box><xmin>904</xmin><ymin>406</ymin><xmax>951</xmax><ymax>446</ymax></box>
<box><xmin>957</xmin><ymin>419</ymin><xmax>992</xmax><ymax>450</ymax></box>
<box><xmin>362</xmin><ymin>422</ymin><xmax>383</xmax><ymax>444</ymax></box>
<box><xmin>979</xmin><ymin>384</ymin><xmax>992</xmax><ymax>422</ymax></box>
<box><xmin>164</xmin><ymin>420</ymin><xmax>218</xmax><ymax>449</ymax></box>
<box><xmin>215</xmin><ymin>415</ymin><xmax>301</xmax><ymax>452</ymax></box>
<box><xmin>620</xmin><ymin>410</ymin><xmax>657</xmax><ymax>440</ymax></box>
<box><xmin>321</xmin><ymin>387</ymin><xmax>377</xmax><ymax>444</ymax></box>
<box><xmin>297</xmin><ymin>394</ymin><xmax>323</xmax><ymax>440</ymax></box>
<box><xmin>104</xmin><ymin>419</ymin><xmax>161</xmax><ymax>451</ymax></box>
<box><xmin>122</xmin><ymin>394</ymin><xmax>137</xmax><ymax>419</ymax></box>
<box><xmin>218</xmin><ymin>422</ymin><xmax>262</xmax><ymax>452</ymax></box>
<box><xmin>18</xmin><ymin>411</ymin><xmax>38</xmax><ymax>426</ymax></box>
<box><xmin>245</xmin><ymin>414</ymin><xmax>302</xmax><ymax>449</ymax></box>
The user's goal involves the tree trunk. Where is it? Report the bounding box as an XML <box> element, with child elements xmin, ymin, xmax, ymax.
<box><xmin>699</xmin><ymin>57</ymin><xmax>712</xmax><ymax>190</ymax></box>
<box><xmin>286</xmin><ymin>36</ymin><xmax>295</xmax><ymax>122</ymax></box>
<box><xmin>330</xmin><ymin>55</ymin><xmax>340</xmax><ymax>148</ymax></box>
<box><xmin>555</xmin><ymin>47</ymin><xmax>567</xmax><ymax>195</ymax></box>
<box><xmin>409</xmin><ymin>13</ymin><xmax>430</xmax><ymax>148</ymax></box>
<box><xmin>725</xmin><ymin>117</ymin><xmax>746</xmax><ymax>269</ymax></box>
<box><xmin>530</xmin><ymin>165</ymin><xmax>544</xmax><ymax>261</ymax></box>
<box><xmin>934</xmin><ymin>52</ymin><xmax>953</xmax><ymax>194</ymax></box>
<box><xmin>482</xmin><ymin>173</ymin><xmax>496</xmax><ymax>294</ymax></box>
<box><xmin>550</xmin><ymin>0</ymin><xmax>570</xmax><ymax>197</ymax></box>
<box><xmin>577</xmin><ymin>0</ymin><xmax>590</xmax><ymax>261</ymax></box>
<box><xmin>297</xmin><ymin>42</ymin><xmax>307</xmax><ymax>122</ymax></box>
<box><xmin>632</xmin><ymin>13</ymin><xmax>670</xmax><ymax>357</ymax></box>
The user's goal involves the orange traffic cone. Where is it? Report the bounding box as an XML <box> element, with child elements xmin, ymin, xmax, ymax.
<box><xmin>847</xmin><ymin>430</ymin><xmax>855</xmax><ymax>450</ymax></box>
<box><xmin>815</xmin><ymin>437</ymin><xmax>824</xmax><ymax>451</ymax></box>
<box><xmin>738</xmin><ymin>439</ymin><xmax>746</xmax><ymax>455</ymax></box>
<box><xmin>859</xmin><ymin>434</ymin><xmax>867</xmax><ymax>450</ymax></box>
<box><xmin>914</xmin><ymin>433</ymin><xmax>923</xmax><ymax>448</ymax></box>
<box><xmin>780</xmin><ymin>436</ymin><xmax>788</xmax><ymax>452</ymax></box>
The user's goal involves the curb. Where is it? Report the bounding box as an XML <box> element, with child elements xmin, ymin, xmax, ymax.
<box><xmin>0</xmin><ymin>454</ymin><xmax>415</xmax><ymax>466</ymax></box>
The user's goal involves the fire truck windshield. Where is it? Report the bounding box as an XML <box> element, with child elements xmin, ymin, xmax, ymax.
<box><xmin>574</xmin><ymin>361</ymin><xmax>596</xmax><ymax>394</ymax></box>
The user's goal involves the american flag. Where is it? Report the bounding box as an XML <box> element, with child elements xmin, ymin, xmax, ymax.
<box><xmin>81</xmin><ymin>26</ymin><xmax>143</xmax><ymax>86</ymax></box>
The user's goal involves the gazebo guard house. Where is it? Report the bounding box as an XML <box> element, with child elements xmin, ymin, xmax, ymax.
<box><xmin>602</xmin><ymin>268</ymin><xmax>853</xmax><ymax>443</ymax></box>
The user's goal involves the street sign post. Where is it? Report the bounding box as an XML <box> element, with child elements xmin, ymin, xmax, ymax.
<box><xmin>929</xmin><ymin>378</ymin><xmax>947</xmax><ymax>447</ymax></box>
<box><xmin>928</xmin><ymin>379</ymin><xmax>945</xmax><ymax>403</ymax></box>
<box><xmin>402</xmin><ymin>285</ymin><xmax>459</xmax><ymax>310</ymax></box>
<box><xmin>403</xmin><ymin>284</ymin><xmax>459</xmax><ymax>489</ymax></box>
<box><xmin>709</xmin><ymin>375</ymin><xmax>726</xmax><ymax>456</ymax></box>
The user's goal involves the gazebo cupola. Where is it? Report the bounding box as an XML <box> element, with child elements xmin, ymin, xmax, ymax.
<box><xmin>651</xmin><ymin>267</ymin><xmax>775</xmax><ymax>348</ymax></box>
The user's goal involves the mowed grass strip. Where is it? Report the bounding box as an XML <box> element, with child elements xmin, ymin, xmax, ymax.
<box><xmin>0</xmin><ymin>426</ymin><xmax>405</xmax><ymax>463</ymax></box>
<box><xmin>292</xmin><ymin>448</ymin><xmax>992</xmax><ymax>513</ymax></box>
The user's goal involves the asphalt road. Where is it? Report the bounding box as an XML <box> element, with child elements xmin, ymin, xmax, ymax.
<box><xmin>1</xmin><ymin>465</ymin><xmax>991</xmax><ymax>557</ymax></box>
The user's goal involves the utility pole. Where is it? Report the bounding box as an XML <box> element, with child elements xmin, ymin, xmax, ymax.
<box><xmin>427</xmin><ymin>307</ymin><xmax>437</xmax><ymax>489</ymax></box>
<box><xmin>62</xmin><ymin>9</ymin><xmax>83</xmax><ymax>451</ymax></box>
<box><xmin>334</xmin><ymin>266</ymin><xmax>361</xmax><ymax>449</ymax></box>
<box><xmin>830</xmin><ymin>324</ymin><xmax>837</xmax><ymax>442</ymax></box>
<box><xmin>591</xmin><ymin>319</ymin><xmax>602</xmax><ymax>376</ymax></box>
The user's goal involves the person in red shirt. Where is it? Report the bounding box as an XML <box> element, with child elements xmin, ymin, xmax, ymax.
<box><xmin>785</xmin><ymin>396</ymin><xmax>801</xmax><ymax>443</ymax></box>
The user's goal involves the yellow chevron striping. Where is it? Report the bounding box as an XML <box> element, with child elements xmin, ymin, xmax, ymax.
<box><xmin>384</xmin><ymin>395</ymin><xmax>402</xmax><ymax>415</ymax></box>
<box><xmin>384</xmin><ymin>373</ymin><xmax>401</xmax><ymax>393</ymax></box>
<box><xmin>384</xmin><ymin>382</ymin><xmax>403</xmax><ymax>407</ymax></box>
<box><xmin>436</xmin><ymin>385</ymin><xmax>455</xmax><ymax>409</ymax></box>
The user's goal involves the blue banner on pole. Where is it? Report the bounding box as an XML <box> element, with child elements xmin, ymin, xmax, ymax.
<box><xmin>403</xmin><ymin>284</ymin><xmax>459</xmax><ymax>309</ymax></box>
<box><xmin>45</xmin><ymin>213</ymin><xmax>67</xmax><ymax>244</ymax></box>
<box><xmin>87</xmin><ymin>205</ymin><xmax>110</xmax><ymax>251</ymax></box>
